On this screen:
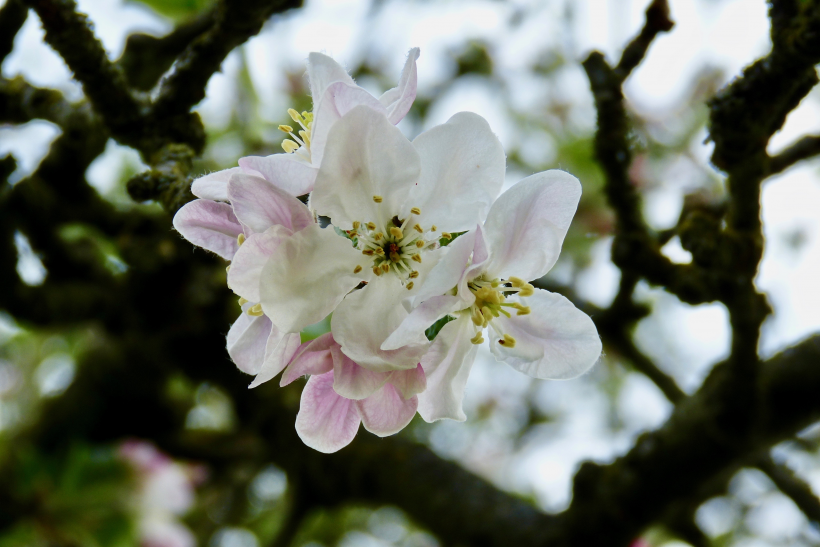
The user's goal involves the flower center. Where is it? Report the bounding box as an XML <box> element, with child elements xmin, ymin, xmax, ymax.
<box><xmin>349</xmin><ymin>203</ymin><xmax>439</xmax><ymax>289</ymax></box>
<box><xmin>279</xmin><ymin>109</ymin><xmax>313</xmax><ymax>161</ymax></box>
<box><xmin>464</xmin><ymin>276</ymin><xmax>534</xmax><ymax>347</ymax></box>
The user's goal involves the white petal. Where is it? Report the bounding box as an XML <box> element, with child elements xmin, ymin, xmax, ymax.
<box><xmin>295</xmin><ymin>371</ymin><xmax>361</xmax><ymax>453</ymax></box>
<box><xmin>191</xmin><ymin>167</ymin><xmax>242</xmax><ymax>201</ymax></box>
<box><xmin>307</xmin><ymin>52</ymin><xmax>355</xmax><ymax>105</ymax></box>
<box><xmin>381</xmin><ymin>295</ymin><xmax>462</xmax><ymax>351</ymax></box>
<box><xmin>311</xmin><ymin>105</ymin><xmax>421</xmax><ymax>229</ymax></box>
<box><xmin>172</xmin><ymin>199</ymin><xmax>242</xmax><ymax>260</ymax></box>
<box><xmin>411</xmin><ymin>229</ymin><xmax>476</xmax><ymax>306</ymax></box>
<box><xmin>417</xmin><ymin>315</ymin><xmax>478</xmax><ymax>422</ymax></box>
<box><xmin>408</xmin><ymin>112</ymin><xmax>505</xmax><ymax>232</ymax></box>
<box><xmin>227</xmin><ymin>172</ymin><xmax>313</xmax><ymax>234</ymax></box>
<box><xmin>379</xmin><ymin>47</ymin><xmax>420</xmax><ymax>124</ymax></box>
<box><xmin>331</xmin><ymin>346</ymin><xmax>390</xmax><ymax>400</ymax></box>
<box><xmin>357</xmin><ymin>384</ymin><xmax>418</xmax><ymax>437</ymax></box>
<box><xmin>228</xmin><ymin>225</ymin><xmax>291</xmax><ymax>303</ymax></box>
<box><xmin>483</xmin><ymin>170</ymin><xmax>581</xmax><ymax>281</ymax></box>
<box><xmin>488</xmin><ymin>289</ymin><xmax>601</xmax><ymax>379</ymax></box>
<box><xmin>332</xmin><ymin>275</ymin><xmax>428</xmax><ymax>372</ymax></box>
<box><xmin>226</xmin><ymin>307</ymin><xmax>272</xmax><ymax>375</ymax></box>
<box><xmin>259</xmin><ymin>224</ymin><xmax>367</xmax><ymax>333</ymax></box>
<box><xmin>237</xmin><ymin>154</ymin><xmax>318</xmax><ymax>197</ymax></box>
<box><xmin>309</xmin><ymin>82</ymin><xmax>387</xmax><ymax>168</ymax></box>
<box><xmin>386</xmin><ymin>364</ymin><xmax>426</xmax><ymax>399</ymax></box>
<box><xmin>280</xmin><ymin>333</ymin><xmax>336</xmax><ymax>386</ymax></box>
<box><xmin>248</xmin><ymin>331</ymin><xmax>302</xmax><ymax>388</ymax></box>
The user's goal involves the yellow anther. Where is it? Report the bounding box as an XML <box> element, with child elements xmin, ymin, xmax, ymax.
<box><xmin>362</xmin><ymin>249</ymin><xmax>375</xmax><ymax>256</ymax></box>
<box><xmin>491</xmin><ymin>279</ymin><xmax>501</xmax><ymax>287</ymax></box>
<box><xmin>374</xmin><ymin>247</ymin><xmax>385</xmax><ymax>255</ymax></box>
<box><xmin>519</xmin><ymin>284</ymin><xmax>534</xmax><ymax>297</ymax></box>
<box><xmin>299</xmin><ymin>130</ymin><xmax>310</xmax><ymax>146</ymax></box>
<box><xmin>516</xmin><ymin>305</ymin><xmax>531</xmax><ymax>316</ymax></box>
<box><xmin>476</xmin><ymin>287</ymin><xmax>502</xmax><ymax>304</ymax></box>
<box><xmin>481</xmin><ymin>306</ymin><xmax>493</xmax><ymax>324</ymax></box>
<box><xmin>411</xmin><ymin>254</ymin><xmax>422</xmax><ymax>263</ymax></box>
<box><xmin>406</xmin><ymin>281</ymin><xmax>414</xmax><ymax>290</ymax></box>
<box><xmin>410</xmin><ymin>207</ymin><xmax>421</xmax><ymax>215</ymax></box>
<box><xmin>373</xmin><ymin>195</ymin><xmax>383</xmax><ymax>203</ymax></box>
<box><xmin>415</xmin><ymin>240</ymin><xmax>425</xmax><ymax>248</ymax></box>
<box><xmin>509</xmin><ymin>276</ymin><xmax>525</xmax><ymax>288</ymax></box>
<box><xmin>353</xmin><ymin>265</ymin><xmax>362</xmax><ymax>274</ymax></box>
<box><xmin>389</xmin><ymin>227</ymin><xmax>403</xmax><ymax>239</ymax></box>
<box><xmin>498</xmin><ymin>334</ymin><xmax>516</xmax><ymax>348</ymax></box>
<box><xmin>352</xmin><ymin>221</ymin><xmax>361</xmax><ymax>230</ymax></box>
<box><xmin>237</xmin><ymin>233</ymin><xmax>246</xmax><ymax>246</ymax></box>
<box><xmin>226</xmin><ymin>265</ymin><xmax>231</xmax><ymax>273</ymax></box>
<box><xmin>366</xmin><ymin>222</ymin><xmax>376</xmax><ymax>231</ymax></box>
<box><xmin>278</xmin><ymin>124</ymin><xmax>293</xmax><ymax>133</ymax></box>
<box><xmin>282</xmin><ymin>139</ymin><xmax>299</xmax><ymax>153</ymax></box>
<box><xmin>248</xmin><ymin>304</ymin><xmax>264</xmax><ymax>317</ymax></box>
<box><xmin>381</xmin><ymin>263</ymin><xmax>390</xmax><ymax>273</ymax></box>
<box><xmin>302</xmin><ymin>111</ymin><xmax>312</xmax><ymax>121</ymax></box>
<box><xmin>238</xmin><ymin>297</ymin><xmax>248</xmax><ymax>306</ymax></box>
<box><xmin>374</xmin><ymin>232</ymin><xmax>384</xmax><ymax>241</ymax></box>
<box><xmin>431</xmin><ymin>225</ymin><xmax>437</xmax><ymax>231</ymax></box>
<box><xmin>373</xmin><ymin>266</ymin><xmax>382</xmax><ymax>276</ymax></box>
<box><xmin>470</xmin><ymin>333</ymin><xmax>485</xmax><ymax>345</ymax></box>
<box><xmin>409</xmin><ymin>270</ymin><xmax>419</xmax><ymax>278</ymax></box>
<box><xmin>441</xmin><ymin>232</ymin><xmax>452</xmax><ymax>239</ymax></box>
<box><xmin>413</xmin><ymin>224</ymin><xmax>423</xmax><ymax>233</ymax></box>
<box><xmin>288</xmin><ymin>108</ymin><xmax>302</xmax><ymax>122</ymax></box>
<box><xmin>471</xmin><ymin>309</ymin><xmax>484</xmax><ymax>326</ymax></box>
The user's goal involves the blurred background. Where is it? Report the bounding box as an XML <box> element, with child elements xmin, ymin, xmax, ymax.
<box><xmin>2</xmin><ymin>0</ymin><xmax>820</xmax><ymax>545</ymax></box>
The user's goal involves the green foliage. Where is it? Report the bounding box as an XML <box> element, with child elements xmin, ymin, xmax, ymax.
<box><xmin>127</xmin><ymin>0</ymin><xmax>215</xmax><ymax>20</ymax></box>
<box><xmin>425</xmin><ymin>315</ymin><xmax>455</xmax><ymax>341</ymax></box>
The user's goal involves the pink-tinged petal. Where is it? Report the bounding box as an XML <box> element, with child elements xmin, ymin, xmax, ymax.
<box><xmin>379</xmin><ymin>48</ymin><xmax>420</xmax><ymax>124</ymax></box>
<box><xmin>228</xmin><ymin>225</ymin><xmax>291</xmax><ymax>303</ymax></box>
<box><xmin>312</xmin><ymin>105</ymin><xmax>420</xmax><ymax>230</ymax></box>
<box><xmin>357</xmin><ymin>383</ymin><xmax>418</xmax><ymax>437</ymax></box>
<box><xmin>332</xmin><ymin>275</ymin><xmax>428</xmax><ymax>372</ymax></box>
<box><xmin>190</xmin><ymin>167</ymin><xmax>242</xmax><ymax>201</ymax></box>
<box><xmin>259</xmin><ymin>223</ymin><xmax>368</xmax><ymax>333</ymax></box>
<box><xmin>417</xmin><ymin>315</ymin><xmax>479</xmax><ymax>422</ymax></box>
<box><xmin>238</xmin><ymin>154</ymin><xmax>318</xmax><ymax>197</ymax></box>
<box><xmin>457</xmin><ymin>224</ymin><xmax>490</xmax><ymax>299</ymax></box>
<box><xmin>488</xmin><ymin>289</ymin><xmax>601</xmax><ymax>379</ymax></box>
<box><xmin>227</xmin><ymin>172</ymin><xmax>313</xmax><ymax>234</ymax></box>
<box><xmin>295</xmin><ymin>371</ymin><xmax>361</xmax><ymax>453</ymax></box>
<box><xmin>226</xmin><ymin>306</ymin><xmax>272</xmax><ymax>375</ymax></box>
<box><xmin>408</xmin><ymin>112</ymin><xmax>505</xmax><ymax>232</ymax></box>
<box><xmin>249</xmin><ymin>331</ymin><xmax>302</xmax><ymax>388</ymax></box>
<box><xmin>412</xmin><ymin>228</ymin><xmax>477</xmax><ymax>306</ymax></box>
<box><xmin>331</xmin><ymin>346</ymin><xmax>390</xmax><ymax>400</ymax></box>
<box><xmin>307</xmin><ymin>52</ymin><xmax>356</xmax><ymax>106</ymax></box>
<box><xmin>172</xmin><ymin>199</ymin><xmax>242</xmax><ymax>260</ymax></box>
<box><xmin>483</xmin><ymin>170</ymin><xmax>581</xmax><ymax>281</ymax></box>
<box><xmin>382</xmin><ymin>295</ymin><xmax>462</xmax><ymax>351</ymax></box>
<box><xmin>386</xmin><ymin>363</ymin><xmax>426</xmax><ymax>399</ymax></box>
<box><xmin>310</xmin><ymin>82</ymin><xmax>388</xmax><ymax>168</ymax></box>
<box><xmin>280</xmin><ymin>333</ymin><xmax>336</xmax><ymax>386</ymax></box>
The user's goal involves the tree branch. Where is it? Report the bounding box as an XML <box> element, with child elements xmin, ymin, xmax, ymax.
<box><xmin>0</xmin><ymin>0</ymin><xmax>27</xmax><ymax>63</ymax></box>
<box><xmin>768</xmin><ymin>134</ymin><xmax>820</xmax><ymax>175</ymax></box>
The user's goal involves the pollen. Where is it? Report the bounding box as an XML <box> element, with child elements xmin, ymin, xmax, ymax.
<box><xmin>237</xmin><ymin>233</ymin><xmax>246</xmax><ymax>246</ymax></box>
<box><xmin>470</xmin><ymin>333</ymin><xmax>485</xmax><ymax>345</ymax></box>
<box><xmin>415</xmin><ymin>240</ymin><xmax>425</xmax><ymax>248</ymax></box>
<box><xmin>413</xmin><ymin>224</ymin><xmax>423</xmax><ymax>233</ymax></box>
<box><xmin>373</xmin><ymin>195</ymin><xmax>383</xmax><ymax>203</ymax></box>
<box><xmin>411</xmin><ymin>254</ymin><xmax>422</xmax><ymax>263</ymax></box>
<box><xmin>406</xmin><ymin>281</ymin><xmax>414</xmax><ymax>290</ymax></box>
<box><xmin>362</xmin><ymin>249</ymin><xmax>374</xmax><ymax>256</ymax></box>
<box><xmin>389</xmin><ymin>227</ymin><xmax>404</xmax><ymax>239</ymax></box>
<box><xmin>410</xmin><ymin>207</ymin><xmax>421</xmax><ymax>215</ymax></box>
<box><xmin>509</xmin><ymin>276</ymin><xmax>525</xmax><ymax>288</ymax></box>
<box><xmin>287</xmin><ymin>108</ymin><xmax>301</xmax><ymax>122</ymax></box>
<box><xmin>374</xmin><ymin>247</ymin><xmax>385</xmax><ymax>255</ymax></box>
<box><xmin>373</xmin><ymin>266</ymin><xmax>382</xmax><ymax>276</ymax></box>
<box><xmin>514</xmin><ymin>303</ymin><xmax>531</xmax><ymax>315</ymax></box>
<box><xmin>352</xmin><ymin>221</ymin><xmax>361</xmax><ymax>230</ymax></box>
<box><xmin>431</xmin><ymin>225</ymin><xmax>437</xmax><ymax>231</ymax></box>
<box><xmin>519</xmin><ymin>284</ymin><xmax>535</xmax><ymax>297</ymax></box>
<box><xmin>381</xmin><ymin>263</ymin><xmax>390</xmax><ymax>273</ymax></box>
<box><xmin>498</xmin><ymin>334</ymin><xmax>516</xmax><ymax>348</ymax></box>
<box><xmin>366</xmin><ymin>222</ymin><xmax>376</xmax><ymax>230</ymax></box>
<box><xmin>374</xmin><ymin>232</ymin><xmax>383</xmax><ymax>241</ymax></box>
<box><xmin>282</xmin><ymin>140</ymin><xmax>299</xmax><ymax>153</ymax></box>
<box><xmin>278</xmin><ymin>124</ymin><xmax>293</xmax><ymax>133</ymax></box>
<box><xmin>248</xmin><ymin>304</ymin><xmax>264</xmax><ymax>317</ymax></box>
<box><xmin>409</xmin><ymin>270</ymin><xmax>419</xmax><ymax>278</ymax></box>
<box><xmin>441</xmin><ymin>232</ymin><xmax>452</xmax><ymax>239</ymax></box>
<box><xmin>353</xmin><ymin>265</ymin><xmax>362</xmax><ymax>274</ymax></box>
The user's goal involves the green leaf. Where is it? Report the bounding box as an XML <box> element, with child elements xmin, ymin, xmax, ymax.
<box><xmin>126</xmin><ymin>0</ymin><xmax>215</xmax><ymax>20</ymax></box>
<box><xmin>425</xmin><ymin>315</ymin><xmax>455</xmax><ymax>341</ymax></box>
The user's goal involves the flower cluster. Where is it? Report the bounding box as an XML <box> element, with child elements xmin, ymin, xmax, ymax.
<box><xmin>173</xmin><ymin>50</ymin><xmax>602</xmax><ymax>453</ymax></box>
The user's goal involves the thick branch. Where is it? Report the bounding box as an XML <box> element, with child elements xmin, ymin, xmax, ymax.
<box><xmin>768</xmin><ymin>134</ymin><xmax>820</xmax><ymax>175</ymax></box>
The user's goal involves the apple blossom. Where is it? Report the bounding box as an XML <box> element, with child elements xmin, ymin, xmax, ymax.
<box><xmin>191</xmin><ymin>48</ymin><xmax>420</xmax><ymax>199</ymax></box>
<box><xmin>278</xmin><ymin>333</ymin><xmax>426</xmax><ymax>453</ymax></box>
<box><xmin>256</xmin><ymin>105</ymin><xmax>506</xmax><ymax>372</ymax></box>
<box><xmin>382</xmin><ymin>170</ymin><xmax>602</xmax><ymax>422</ymax></box>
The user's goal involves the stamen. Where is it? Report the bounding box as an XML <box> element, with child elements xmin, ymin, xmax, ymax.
<box><xmin>406</xmin><ymin>281</ymin><xmax>414</xmax><ymax>290</ymax></box>
<box><xmin>381</xmin><ymin>263</ymin><xmax>390</xmax><ymax>273</ymax></box>
<box><xmin>373</xmin><ymin>266</ymin><xmax>382</xmax><ymax>276</ymax></box>
<box><xmin>441</xmin><ymin>232</ymin><xmax>452</xmax><ymax>240</ymax></box>
<box><xmin>431</xmin><ymin>225</ymin><xmax>437</xmax><ymax>231</ymax></box>
<box><xmin>282</xmin><ymin>140</ymin><xmax>299</xmax><ymax>153</ymax></box>
<box><xmin>352</xmin><ymin>221</ymin><xmax>360</xmax><ymax>230</ymax></box>
<box><xmin>515</xmin><ymin>305</ymin><xmax>531</xmax><ymax>316</ymax></box>
<box><xmin>299</xmin><ymin>130</ymin><xmax>310</xmax><ymax>146</ymax></box>
<box><xmin>409</xmin><ymin>270</ymin><xmax>419</xmax><ymax>278</ymax></box>
<box><xmin>509</xmin><ymin>276</ymin><xmax>525</xmax><ymax>288</ymax></box>
<box><xmin>415</xmin><ymin>240</ymin><xmax>425</xmax><ymax>248</ymax></box>
<box><xmin>413</xmin><ymin>224</ymin><xmax>423</xmax><ymax>233</ymax></box>
<box><xmin>374</xmin><ymin>247</ymin><xmax>385</xmax><ymax>255</ymax></box>
<box><xmin>410</xmin><ymin>207</ymin><xmax>421</xmax><ymax>215</ymax></box>
<box><xmin>288</xmin><ymin>108</ymin><xmax>302</xmax><ymax>123</ymax></box>
<box><xmin>238</xmin><ymin>297</ymin><xmax>248</xmax><ymax>306</ymax></box>
<box><xmin>470</xmin><ymin>332</ymin><xmax>485</xmax><ymax>345</ymax></box>
<box><xmin>353</xmin><ymin>265</ymin><xmax>362</xmax><ymax>274</ymax></box>
<box><xmin>373</xmin><ymin>195</ymin><xmax>383</xmax><ymax>203</ymax></box>
<box><xmin>362</xmin><ymin>249</ymin><xmax>375</xmax><ymax>256</ymax></box>
<box><xmin>237</xmin><ymin>233</ymin><xmax>246</xmax><ymax>246</ymax></box>
<box><xmin>411</xmin><ymin>254</ymin><xmax>422</xmax><ymax>263</ymax></box>
<box><xmin>373</xmin><ymin>232</ymin><xmax>383</xmax><ymax>241</ymax></box>
<box><xmin>248</xmin><ymin>304</ymin><xmax>264</xmax><ymax>317</ymax></box>
<box><xmin>389</xmin><ymin>227</ymin><xmax>403</xmax><ymax>239</ymax></box>
<box><xmin>471</xmin><ymin>308</ymin><xmax>484</xmax><ymax>326</ymax></box>
<box><xmin>278</xmin><ymin>124</ymin><xmax>293</xmax><ymax>133</ymax></box>
<box><xmin>498</xmin><ymin>334</ymin><xmax>516</xmax><ymax>348</ymax></box>
<box><xmin>519</xmin><ymin>284</ymin><xmax>535</xmax><ymax>297</ymax></box>
<box><xmin>366</xmin><ymin>222</ymin><xmax>376</xmax><ymax>231</ymax></box>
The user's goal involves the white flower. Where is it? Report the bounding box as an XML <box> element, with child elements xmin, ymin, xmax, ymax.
<box><xmin>255</xmin><ymin>105</ymin><xmax>506</xmax><ymax>372</ymax></box>
<box><xmin>191</xmin><ymin>49</ymin><xmax>420</xmax><ymax>199</ymax></box>
<box><xmin>382</xmin><ymin>171</ymin><xmax>602</xmax><ymax>421</ymax></box>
